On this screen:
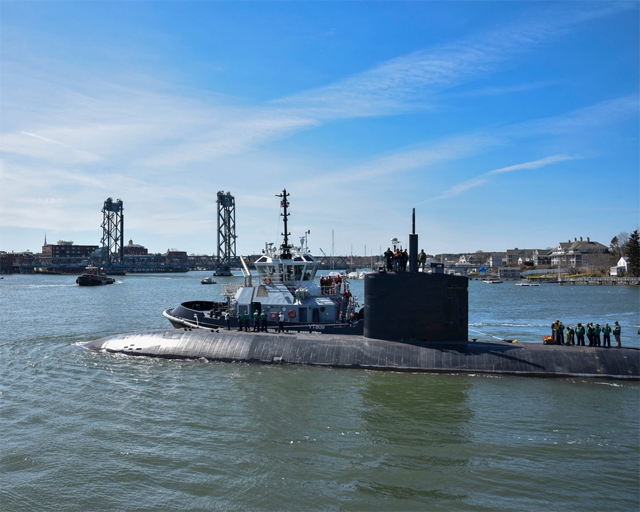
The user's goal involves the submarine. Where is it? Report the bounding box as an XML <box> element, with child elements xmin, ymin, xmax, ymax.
<box><xmin>83</xmin><ymin>209</ymin><xmax>639</xmax><ymax>380</ymax></box>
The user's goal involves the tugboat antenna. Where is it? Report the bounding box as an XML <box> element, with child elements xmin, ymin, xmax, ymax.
<box><xmin>276</xmin><ymin>189</ymin><xmax>292</xmax><ymax>259</ymax></box>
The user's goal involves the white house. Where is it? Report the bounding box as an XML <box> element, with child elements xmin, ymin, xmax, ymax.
<box><xmin>610</xmin><ymin>257</ymin><xmax>629</xmax><ymax>276</ymax></box>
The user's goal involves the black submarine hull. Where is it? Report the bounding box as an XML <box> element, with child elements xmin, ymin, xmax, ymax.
<box><xmin>82</xmin><ymin>329</ymin><xmax>640</xmax><ymax>380</ymax></box>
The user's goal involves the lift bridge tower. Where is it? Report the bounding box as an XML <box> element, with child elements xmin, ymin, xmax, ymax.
<box><xmin>214</xmin><ymin>191</ymin><xmax>236</xmax><ymax>276</ymax></box>
<box><xmin>100</xmin><ymin>198</ymin><xmax>124</xmax><ymax>267</ymax></box>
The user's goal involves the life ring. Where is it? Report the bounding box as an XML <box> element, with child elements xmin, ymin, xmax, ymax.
<box><xmin>263</xmin><ymin>276</ymin><xmax>272</xmax><ymax>285</ymax></box>
<box><xmin>288</xmin><ymin>309</ymin><xmax>296</xmax><ymax>319</ymax></box>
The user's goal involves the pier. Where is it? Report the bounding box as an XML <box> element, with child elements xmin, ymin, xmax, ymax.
<box><xmin>559</xmin><ymin>277</ymin><xmax>640</xmax><ymax>286</ymax></box>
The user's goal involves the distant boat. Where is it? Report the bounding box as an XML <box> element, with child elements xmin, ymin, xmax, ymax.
<box><xmin>483</xmin><ymin>279</ymin><xmax>503</xmax><ymax>284</ymax></box>
<box><xmin>201</xmin><ymin>276</ymin><xmax>217</xmax><ymax>285</ymax></box>
<box><xmin>516</xmin><ymin>282</ymin><xmax>540</xmax><ymax>287</ymax></box>
<box><xmin>76</xmin><ymin>266</ymin><xmax>115</xmax><ymax>286</ymax></box>
<box><xmin>347</xmin><ymin>270</ymin><xmax>374</xmax><ymax>280</ymax></box>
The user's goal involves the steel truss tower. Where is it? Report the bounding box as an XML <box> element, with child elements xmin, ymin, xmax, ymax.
<box><xmin>101</xmin><ymin>198</ymin><xmax>124</xmax><ymax>266</ymax></box>
<box><xmin>215</xmin><ymin>191</ymin><xmax>236</xmax><ymax>276</ymax></box>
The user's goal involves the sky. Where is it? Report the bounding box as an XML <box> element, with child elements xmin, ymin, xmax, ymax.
<box><xmin>1</xmin><ymin>1</ymin><xmax>638</xmax><ymax>257</ymax></box>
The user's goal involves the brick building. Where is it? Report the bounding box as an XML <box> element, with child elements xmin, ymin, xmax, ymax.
<box><xmin>0</xmin><ymin>252</ymin><xmax>15</xmax><ymax>274</ymax></box>
<box><xmin>123</xmin><ymin>239</ymin><xmax>149</xmax><ymax>256</ymax></box>
<box><xmin>42</xmin><ymin>240</ymin><xmax>99</xmax><ymax>259</ymax></box>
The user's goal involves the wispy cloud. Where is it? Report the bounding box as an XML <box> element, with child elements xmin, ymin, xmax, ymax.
<box><xmin>140</xmin><ymin>112</ymin><xmax>319</xmax><ymax>167</ymax></box>
<box><xmin>21</xmin><ymin>131</ymin><xmax>70</xmax><ymax>147</ymax></box>
<box><xmin>1</xmin><ymin>3</ymin><xmax>631</xmax><ymax>172</ymax></box>
<box><xmin>429</xmin><ymin>154</ymin><xmax>580</xmax><ymax>201</ymax></box>
<box><xmin>295</xmin><ymin>133</ymin><xmax>501</xmax><ymax>193</ymax></box>
<box><xmin>275</xmin><ymin>4</ymin><xmax>633</xmax><ymax>118</ymax></box>
<box><xmin>486</xmin><ymin>154</ymin><xmax>578</xmax><ymax>175</ymax></box>
<box><xmin>0</xmin><ymin>2</ymin><xmax>635</xmax><ymax>253</ymax></box>
<box><xmin>296</xmin><ymin>91</ymin><xmax>633</xmax><ymax>200</ymax></box>
<box><xmin>436</xmin><ymin>178</ymin><xmax>489</xmax><ymax>200</ymax></box>
<box><xmin>514</xmin><ymin>95</ymin><xmax>640</xmax><ymax>136</ymax></box>
<box><xmin>447</xmin><ymin>80</ymin><xmax>557</xmax><ymax>98</ymax></box>
<box><xmin>1</xmin><ymin>130</ymin><xmax>102</xmax><ymax>164</ymax></box>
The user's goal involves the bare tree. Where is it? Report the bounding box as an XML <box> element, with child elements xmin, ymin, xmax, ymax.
<box><xmin>610</xmin><ymin>232</ymin><xmax>630</xmax><ymax>264</ymax></box>
<box><xmin>618</xmin><ymin>232</ymin><xmax>630</xmax><ymax>254</ymax></box>
<box><xmin>588</xmin><ymin>252</ymin><xmax>613</xmax><ymax>275</ymax></box>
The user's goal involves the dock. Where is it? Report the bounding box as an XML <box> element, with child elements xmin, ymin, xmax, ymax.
<box><xmin>559</xmin><ymin>277</ymin><xmax>640</xmax><ymax>286</ymax></box>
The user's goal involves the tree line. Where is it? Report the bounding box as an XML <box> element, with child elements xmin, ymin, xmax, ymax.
<box><xmin>610</xmin><ymin>229</ymin><xmax>640</xmax><ymax>277</ymax></box>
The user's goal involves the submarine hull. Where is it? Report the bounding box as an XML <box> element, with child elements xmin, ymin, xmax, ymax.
<box><xmin>82</xmin><ymin>329</ymin><xmax>640</xmax><ymax>380</ymax></box>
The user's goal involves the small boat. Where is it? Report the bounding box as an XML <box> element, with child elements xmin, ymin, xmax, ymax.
<box><xmin>201</xmin><ymin>276</ymin><xmax>217</xmax><ymax>285</ymax></box>
<box><xmin>516</xmin><ymin>282</ymin><xmax>540</xmax><ymax>287</ymax></box>
<box><xmin>483</xmin><ymin>279</ymin><xmax>503</xmax><ymax>284</ymax></box>
<box><xmin>76</xmin><ymin>266</ymin><xmax>115</xmax><ymax>286</ymax></box>
<box><xmin>348</xmin><ymin>270</ymin><xmax>375</xmax><ymax>279</ymax></box>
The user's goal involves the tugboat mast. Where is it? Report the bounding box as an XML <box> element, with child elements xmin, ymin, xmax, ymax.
<box><xmin>276</xmin><ymin>189</ymin><xmax>292</xmax><ymax>259</ymax></box>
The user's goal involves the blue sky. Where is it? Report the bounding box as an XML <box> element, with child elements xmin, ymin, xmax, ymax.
<box><xmin>1</xmin><ymin>1</ymin><xmax>638</xmax><ymax>256</ymax></box>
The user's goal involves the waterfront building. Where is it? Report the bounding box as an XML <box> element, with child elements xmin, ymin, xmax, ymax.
<box><xmin>610</xmin><ymin>257</ymin><xmax>629</xmax><ymax>277</ymax></box>
<box><xmin>42</xmin><ymin>240</ymin><xmax>99</xmax><ymax>259</ymax></box>
<box><xmin>0</xmin><ymin>251</ymin><xmax>36</xmax><ymax>274</ymax></box>
<box><xmin>550</xmin><ymin>242</ymin><xmax>572</xmax><ymax>267</ymax></box>
<box><xmin>505</xmin><ymin>248</ymin><xmax>537</xmax><ymax>266</ymax></box>
<box><xmin>550</xmin><ymin>237</ymin><xmax>609</xmax><ymax>269</ymax></box>
<box><xmin>0</xmin><ymin>252</ymin><xmax>14</xmax><ymax>274</ymax></box>
<box><xmin>123</xmin><ymin>239</ymin><xmax>148</xmax><ymax>256</ymax></box>
<box><xmin>163</xmin><ymin>249</ymin><xmax>189</xmax><ymax>270</ymax></box>
<box><xmin>532</xmin><ymin>249</ymin><xmax>553</xmax><ymax>267</ymax></box>
<box><xmin>165</xmin><ymin>249</ymin><xmax>187</xmax><ymax>258</ymax></box>
<box><xmin>505</xmin><ymin>248</ymin><xmax>526</xmax><ymax>266</ymax></box>
<box><xmin>489</xmin><ymin>254</ymin><xmax>503</xmax><ymax>267</ymax></box>
<box><xmin>499</xmin><ymin>267</ymin><xmax>521</xmax><ymax>280</ymax></box>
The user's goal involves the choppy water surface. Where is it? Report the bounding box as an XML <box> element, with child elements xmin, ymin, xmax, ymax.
<box><xmin>1</xmin><ymin>273</ymin><xmax>639</xmax><ymax>511</ymax></box>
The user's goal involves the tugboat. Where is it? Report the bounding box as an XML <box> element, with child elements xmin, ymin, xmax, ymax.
<box><xmin>76</xmin><ymin>266</ymin><xmax>115</xmax><ymax>286</ymax></box>
<box><xmin>163</xmin><ymin>189</ymin><xmax>363</xmax><ymax>334</ymax></box>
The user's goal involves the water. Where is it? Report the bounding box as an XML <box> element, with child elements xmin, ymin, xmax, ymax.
<box><xmin>1</xmin><ymin>273</ymin><xmax>639</xmax><ymax>511</ymax></box>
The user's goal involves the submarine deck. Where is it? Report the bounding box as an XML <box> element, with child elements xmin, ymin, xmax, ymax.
<box><xmin>82</xmin><ymin>328</ymin><xmax>640</xmax><ymax>380</ymax></box>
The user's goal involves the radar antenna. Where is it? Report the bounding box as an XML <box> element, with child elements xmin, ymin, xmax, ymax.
<box><xmin>276</xmin><ymin>189</ymin><xmax>292</xmax><ymax>259</ymax></box>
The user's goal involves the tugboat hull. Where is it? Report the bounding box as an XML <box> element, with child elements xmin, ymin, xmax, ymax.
<box><xmin>76</xmin><ymin>275</ymin><xmax>115</xmax><ymax>286</ymax></box>
<box><xmin>163</xmin><ymin>306</ymin><xmax>364</xmax><ymax>335</ymax></box>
